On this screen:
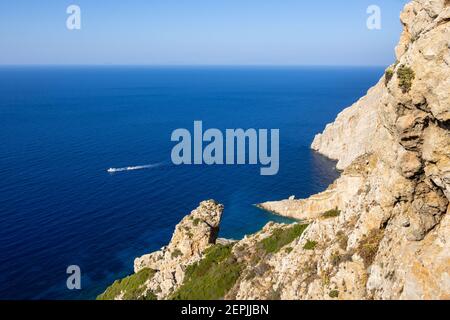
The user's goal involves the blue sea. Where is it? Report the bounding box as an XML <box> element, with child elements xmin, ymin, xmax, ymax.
<box><xmin>0</xmin><ymin>66</ymin><xmax>383</xmax><ymax>299</ymax></box>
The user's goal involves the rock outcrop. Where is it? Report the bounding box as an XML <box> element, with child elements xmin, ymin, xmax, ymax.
<box><xmin>100</xmin><ymin>200</ymin><xmax>225</xmax><ymax>300</ymax></box>
<box><xmin>100</xmin><ymin>0</ymin><xmax>449</xmax><ymax>300</ymax></box>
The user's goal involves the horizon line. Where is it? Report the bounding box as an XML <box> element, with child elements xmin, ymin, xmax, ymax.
<box><xmin>0</xmin><ymin>63</ymin><xmax>389</xmax><ymax>68</ymax></box>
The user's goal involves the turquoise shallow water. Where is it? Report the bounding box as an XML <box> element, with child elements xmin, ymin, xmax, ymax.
<box><xmin>0</xmin><ymin>66</ymin><xmax>383</xmax><ymax>299</ymax></box>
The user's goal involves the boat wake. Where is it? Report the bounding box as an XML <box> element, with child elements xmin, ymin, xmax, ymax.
<box><xmin>106</xmin><ymin>163</ymin><xmax>161</xmax><ymax>174</ymax></box>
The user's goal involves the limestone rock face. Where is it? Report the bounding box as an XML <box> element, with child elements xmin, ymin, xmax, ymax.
<box><xmin>130</xmin><ymin>200</ymin><xmax>224</xmax><ymax>299</ymax></box>
<box><xmin>311</xmin><ymin>84</ymin><xmax>384</xmax><ymax>170</ymax></box>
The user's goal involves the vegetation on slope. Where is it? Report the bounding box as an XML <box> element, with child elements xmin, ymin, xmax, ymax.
<box><xmin>171</xmin><ymin>248</ymin><xmax>183</xmax><ymax>258</ymax></box>
<box><xmin>357</xmin><ymin>229</ymin><xmax>384</xmax><ymax>267</ymax></box>
<box><xmin>385</xmin><ymin>67</ymin><xmax>394</xmax><ymax>85</ymax></box>
<box><xmin>170</xmin><ymin>244</ymin><xmax>242</xmax><ymax>300</ymax></box>
<box><xmin>397</xmin><ymin>65</ymin><xmax>415</xmax><ymax>93</ymax></box>
<box><xmin>260</xmin><ymin>223</ymin><xmax>309</xmax><ymax>253</ymax></box>
<box><xmin>322</xmin><ymin>208</ymin><xmax>341</xmax><ymax>218</ymax></box>
<box><xmin>329</xmin><ymin>290</ymin><xmax>339</xmax><ymax>298</ymax></box>
<box><xmin>97</xmin><ymin>268</ymin><xmax>157</xmax><ymax>300</ymax></box>
<box><xmin>303</xmin><ymin>239</ymin><xmax>318</xmax><ymax>250</ymax></box>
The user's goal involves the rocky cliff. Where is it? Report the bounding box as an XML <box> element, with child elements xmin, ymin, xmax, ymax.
<box><xmin>99</xmin><ymin>0</ymin><xmax>449</xmax><ymax>300</ymax></box>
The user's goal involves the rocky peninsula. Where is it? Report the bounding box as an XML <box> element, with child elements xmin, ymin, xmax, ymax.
<box><xmin>99</xmin><ymin>0</ymin><xmax>449</xmax><ymax>300</ymax></box>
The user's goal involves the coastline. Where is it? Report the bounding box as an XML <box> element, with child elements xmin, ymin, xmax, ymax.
<box><xmin>99</xmin><ymin>0</ymin><xmax>449</xmax><ymax>300</ymax></box>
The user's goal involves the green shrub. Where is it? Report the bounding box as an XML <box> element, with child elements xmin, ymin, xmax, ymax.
<box><xmin>170</xmin><ymin>244</ymin><xmax>242</xmax><ymax>300</ymax></box>
<box><xmin>303</xmin><ymin>240</ymin><xmax>317</xmax><ymax>250</ymax></box>
<box><xmin>142</xmin><ymin>290</ymin><xmax>157</xmax><ymax>300</ymax></box>
<box><xmin>385</xmin><ymin>68</ymin><xmax>394</xmax><ymax>85</ymax></box>
<box><xmin>97</xmin><ymin>268</ymin><xmax>156</xmax><ymax>300</ymax></box>
<box><xmin>397</xmin><ymin>65</ymin><xmax>415</xmax><ymax>93</ymax></box>
<box><xmin>193</xmin><ymin>218</ymin><xmax>201</xmax><ymax>226</ymax></box>
<box><xmin>322</xmin><ymin>208</ymin><xmax>341</xmax><ymax>218</ymax></box>
<box><xmin>260</xmin><ymin>224</ymin><xmax>308</xmax><ymax>254</ymax></box>
<box><xmin>171</xmin><ymin>249</ymin><xmax>183</xmax><ymax>258</ymax></box>
<box><xmin>329</xmin><ymin>290</ymin><xmax>339</xmax><ymax>298</ymax></box>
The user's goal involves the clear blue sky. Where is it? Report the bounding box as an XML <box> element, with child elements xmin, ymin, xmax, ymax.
<box><xmin>0</xmin><ymin>0</ymin><xmax>409</xmax><ymax>66</ymax></box>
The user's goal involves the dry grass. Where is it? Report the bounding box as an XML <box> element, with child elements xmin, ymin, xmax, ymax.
<box><xmin>357</xmin><ymin>229</ymin><xmax>384</xmax><ymax>267</ymax></box>
<box><xmin>336</xmin><ymin>231</ymin><xmax>348</xmax><ymax>250</ymax></box>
